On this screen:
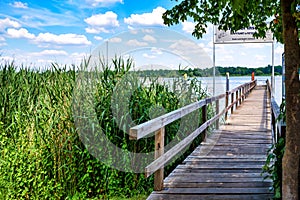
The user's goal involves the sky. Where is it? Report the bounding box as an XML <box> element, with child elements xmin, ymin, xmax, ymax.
<box><xmin>0</xmin><ymin>0</ymin><xmax>284</xmax><ymax>69</ymax></box>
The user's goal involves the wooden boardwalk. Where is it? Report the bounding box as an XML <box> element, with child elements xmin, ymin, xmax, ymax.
<box><xmin>147</xmin><ymin>85</ymin><xmax>273</xmax><ymax>200</ymax></box>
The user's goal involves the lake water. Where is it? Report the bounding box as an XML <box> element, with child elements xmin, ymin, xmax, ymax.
<box><xmin>198</xmin><ymin>76</ymin><xmax>283</xmax><ymax>105</ymax></box>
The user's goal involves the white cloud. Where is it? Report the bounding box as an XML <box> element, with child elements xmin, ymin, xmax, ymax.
<box><xmin>35</xmin><ymin>33</ymin><xmax>91</xmax><ymax>45</ymax></box>
<box><xmin>7</xmin><ymin>28</ymin><xmax>35</xmax><ymax>39</ymax></box>
<box><xmin>197</xmin><ymin>42</ymin><xmax>212</xmax><ymax>55</ymax></box>
<box><xmin>143</xmin><ymin>53</ymin><xmax>156</xmax><ymax>59</ymax></box>
<box><xmin>255</xmin><ymin>54</ymin><xmax>266</xmax><ymax>61</ymax></box>
<box><xmin>31</xmin><ymin>50</ymin><xmax>68</xmax><ymax>56</ymax></box>
<box><xmin>71</xmin><ymin>52</ymin><xmax>88</xmax><ymax>64</ymax></box>
<box><xmin>109</xmin><ymin>37</ymin><xmax>122</xmax><ymax>43</ymax></box>
<box><xmin>36</xmin><ymin>59</ymin><xmax>54</xmax><ymax>64</ymax></box>
<box><xmin>182</xmin><ymin>21</ymin><xmax>195</xmax><ymax>34</ymax></box>
<box><xmin>129</xmin><ymin>29</ymin><xmax>138</xmax><ymax>34</ymax></box>
<box><xmin>94</xmin><ymin>36</ymin><xmax>103</xmax><ymax>41</ymax></box>
<box><xmin>0</xmin><ymin>56</ymin><xmax>15</xmax><ymax>63</ymax></box>
<box><xmin>275</xmin><ymin>46</ymin><xmax>284</xmax><ymax>55</ymax></box>
<box><xmin>0</xmin><ymin>36</ymin><xmax>5</xmax><ymax>41</ymax></box>
<box><xmin>143</xmin><ymin>35</ymin><xmax>156</xmax><ymax>43</ymax></box>
<box><xmin>0</xmin><ymin>18</ymin><xmax>21</xmax><ymax>32</ymax></box>
<box><xmin>86</xmin><ymin>0</ymin><xmax>123</xmax><ymax>7</ymax></box>
<box><xmin>13</xmin><ymin>6</ymin><xmax>80</xmax><ymax>28</ymax></box>
<box><xmin>218</xmin><ymin>55</ymin><xmax>234</xmax><ymax>63</ymax></box>
<box><xmin>151</xmin><ymin>47</ymin><xmax>163</xmax><ymax>55</ymax></box>
<box><xmin>124</xmin><ymin>7</ymin><xmax>166</xmax><ymax>26</ymax></box>
<box><xmin>142</xmin><ymin>29</ymin><xmax>155</xmax><ymax>34</ymax></box>
<box><xmin>198</xmin><ymin>43</ymin><xmax>205</xmax><ymax>49</ymax></box>
<box><xmin>10</xmin><ymin>1</ymin><xmax>28</xmax><ymax>9</ymax></box>
<box><xmin>85</xmin><ymin>28</ymin><xmax>103</xmax><ymax>34</ymax></box>
<box><xmin>84</xmin><ymin>11</ymin><xmax>119</xmax><ymax>33</ymax></box>
<box><xmin>168</xmin><ymin>39</ymin><xmax>213</xmax><ymax>68</ymax></box>
<box><xmin>127</xmin><ymin>39</ymin><xmax>148</xmax><ymax>47</ymax></box>
<box><xmin>170</xmin><ymin>39</ymin><xmax>199</xmax><ymax>53</ymax></box>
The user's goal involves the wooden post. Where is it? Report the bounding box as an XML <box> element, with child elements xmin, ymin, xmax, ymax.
<box><xmin>154</xmin><ymin>127</ymin><xmax>164</xmax><ymax>191</ymax></box>
<box><xmin>239</xmin><ymin>88</ymin><xmax>242</xmax><ymax>105</ymax></box>
<box><xmin>202</xmin><ymin>105</ymin><xmax>207</xmax><ymax>142</ymax></box>
<box><xmin>271</xmin><ymin>110</ymin><xmax>277</xmax><ymax>143</ymax></box>
<box><xmin>216</xmin><ymin>99</ymin><xmax>220</xmax><ymax>130</ymax></box>
<box><xmin>231</xmin><ymin>92</ymin><xmax>234</xmax><ymax>114</ymax></box>
<box><xmin>236</xmin><ymin>90</ymin><xmax>239</xmax><ymax>107</ymax></box>
<box><xmin>225</xmin><ymin>73</ymin><xmax>229</xmax><ymax>121</ymax></box>
<box><xmin>242</xmin><ymin>87</ymin><xmax>245</xmax><ymax>101</ymax></box>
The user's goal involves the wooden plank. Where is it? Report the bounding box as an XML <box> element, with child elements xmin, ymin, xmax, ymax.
<box><xmin>171</xmin><ymin>169</ymin><xmax>269</xmax><ymax>175</ymax></box>
<box><xmin>129</xmin><ymin>99</ymin><xmax>206</xmax><ymax>139</ymax></box>
<box><xmin>130</xmin><ymin>92</ymin><xmax>227</xmax><ymax>140</ymax></box>
<box><xmin>174</xmin><ymin>165</ymin><xmax>266</xmax><ymax>173</ymax></box>
<box><xmin>183</xmin><ymin>160</ymin><xmax>267</xmax><ymax>165</ymax></box>
<box><xmin>152</xmin><ymin>187</ymin><xmax>272</xmax><ymax>194</ymax></box>
<box><xmin>180</xmin><ymin>164</ymin><xmax>265</xmax><ymax>169</ymax></box>
<box><xmin>164</xmin><ymin>181</ymin><xmax>272</xmax><ymax>188</ymax></box>
<box><xmin>183</xmin><ymin>157</ymin><xmax>267</xmax><ymax>162</ymax></box>
<box><xmin>168</xmin><ymin>172</ymin><xmax>267</xmax><ymax>178</ymax></box>
<box><xmin>147</xmin><ymin>194</ymin><xmax>273</xmax><ymax>200</ymax></box>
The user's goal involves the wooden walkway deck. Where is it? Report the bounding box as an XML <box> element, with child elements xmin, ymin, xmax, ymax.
<box><xmin>147</xmin><ymin>85</ymin><xmax>273</xmax><ymax>200</ymax></box>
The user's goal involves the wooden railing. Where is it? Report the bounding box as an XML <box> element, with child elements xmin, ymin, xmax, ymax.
<box><xmin>129</xmin><ymin>79</ymin><xmax>257</xmax><ymax>191</ymax></box>
<box><xmin>266</xmin><ymin>80</ymin><xmax>286</xmax><ymax>143</ymax></box>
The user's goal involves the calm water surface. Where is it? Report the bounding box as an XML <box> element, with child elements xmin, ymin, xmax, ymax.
<box><xmin>199</xmin><ymin>76</ymin><xmax>282</xmax><ymax>105</ymax></box>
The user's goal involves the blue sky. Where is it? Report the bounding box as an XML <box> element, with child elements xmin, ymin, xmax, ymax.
<box><xmin>0</xmin><ymin>0</ymin><xmax>284</xmax><ymax>68</ymax></box>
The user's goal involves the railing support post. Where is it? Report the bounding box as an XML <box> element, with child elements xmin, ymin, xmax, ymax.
<box><xmin>154</xmin><ymin>127</ymin><xmax>164</xmax><ymax>191</ymax></box>
<box><xmin>216</xmin><ymin>99</ymin><xmax>220</xmax><ymax>130</ymax></box>
<box><xmin>271</xmin><ymin>109</ymin><xmax>277</xmax><ymax>143</ymax></box>
<box><xmin>231</xmin><ymin>92</ymin><xmax>234</xmax><ymax>114</ymax></box>
<box><xmin>242</xmin><ymin>87</ymin><xmax>245</xmax><ymax>102</ymax></box>
<box><xmin>202</xmin><ymin>104</ymin><xmax>207</xmax><ymax>141</ymax></box>
<box><xmin>239</xmin><ymin>88</ymin><xmax>242</xmax><ymax>105</ymax></box>
<box><xmin>236</xmin><ymin>90</ymin><xmax>239</xmax><ymax>108</ymax></box>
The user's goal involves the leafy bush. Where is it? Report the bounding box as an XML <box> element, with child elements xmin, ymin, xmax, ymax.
<box><xmin>262</xmin><ymin>100</ymin><xmax>286</xmax><ymax>199</ymax></box>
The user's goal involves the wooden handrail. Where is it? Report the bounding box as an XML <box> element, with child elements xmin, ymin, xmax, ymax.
<box><xmin>266</xmin><ymin>80</ymin><xmax>286</xmax><ymax>143</ymax></box>
<box><xmin>129</xmin><ymin>79</ymin><xmax>257</xmax><ymax>191</ymax></box>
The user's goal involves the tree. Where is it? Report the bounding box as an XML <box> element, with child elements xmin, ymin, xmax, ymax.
<box><xmin>163</xmin><ymin>0</ymin><xmax>300</xmax><ymax>199</ymax></box>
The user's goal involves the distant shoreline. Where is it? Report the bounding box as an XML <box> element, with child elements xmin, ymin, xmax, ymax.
<box><xmin>135</xmin><ymin>65</ymin><xmax>283</xmax><ymax>78</ymax></box>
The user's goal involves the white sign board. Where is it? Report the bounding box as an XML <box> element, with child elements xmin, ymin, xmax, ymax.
<box><xmin>215</xmin><ymin>26</ymin><xmax>273</xmax><ymax>43</ymax></box>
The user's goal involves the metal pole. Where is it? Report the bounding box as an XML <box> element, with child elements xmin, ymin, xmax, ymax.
<box><xmin>213</xmin><ymin>26</ymin><xmax>216</xmax><ymax>96</ymax></box>
<box><xmin>272</xmin><ymin>42</ymin><xmax>275</xmax><ymax>97</ymax></box>
<box><xmin>225</xmin><ymin>72</ymin><xmax>229</xmax><ymax>121</ymax></box>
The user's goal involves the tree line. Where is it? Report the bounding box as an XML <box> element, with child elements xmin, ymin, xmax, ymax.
<box><xmin>136</xmin><ymin>65</ymin><xmax>283</xmax><ymax>77</ymax></box>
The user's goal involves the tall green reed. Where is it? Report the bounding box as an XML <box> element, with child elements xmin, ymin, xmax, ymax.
<box><xmin>0</xmin><ymin>57</ymin><xmax>209</xmax><ymax>199</ymax></box>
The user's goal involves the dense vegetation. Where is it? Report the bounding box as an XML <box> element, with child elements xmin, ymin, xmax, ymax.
<box><xmin>137</xmin><ymin>65</ymin><xmax>282</xmax><ymax>77</ymax></box>
<box><xmin>0</xmin><ymin>58</ymin><xmax>209</xmax><ymax>199</ymax></box>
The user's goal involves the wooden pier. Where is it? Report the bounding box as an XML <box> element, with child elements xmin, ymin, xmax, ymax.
<box><xmin>130</xmin><ymin>81</ymin><xmax>274</xmax><ymax>200</ymax></box>
<box><xmin>146</xmin><ymin>85</ymin><xmax>273</xmax><ymax>199</ymax></box>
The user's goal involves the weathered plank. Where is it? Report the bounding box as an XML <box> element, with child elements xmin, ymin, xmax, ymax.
<box><xmin>147</xmin><ymin>194</ymin><xmax>273</xmax><ymax>200</ymax></box>
<box><xmin>151</xmin><ymin>187</ymin><xmax>272</xmax><ymax>194</ymax></box>
<box><xmin>146</xmin><ymin>85</ymin><xmax>273</xmax><ymax>200</ymax></box>
<box><xmin>164</xmin><ymin>181</ymin><xmax>272</xmax><ymax>188</ymax></box>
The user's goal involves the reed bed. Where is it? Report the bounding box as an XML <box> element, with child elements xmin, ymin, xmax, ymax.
<box><xmin>0</xmin><ymin>57</ymin><xmax>209</xmax><ymax>199</ymax></box>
